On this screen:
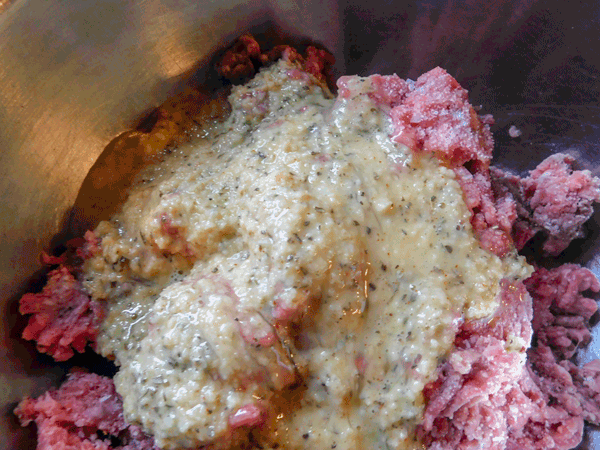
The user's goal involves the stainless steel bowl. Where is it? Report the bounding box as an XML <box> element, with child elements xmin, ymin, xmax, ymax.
<box><xmin>2</xmin><ymin>1</ymin><xmax>599</xmax><ymax>448</ymax></box>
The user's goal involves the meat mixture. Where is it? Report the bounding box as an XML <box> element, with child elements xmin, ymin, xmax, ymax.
<box><xmin>15</xmin><ymin>39</ymin><xmax>600</xmax><ymax>450</ymax></box>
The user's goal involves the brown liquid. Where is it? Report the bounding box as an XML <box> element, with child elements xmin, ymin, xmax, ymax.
<box><xmin>70</xmin><ymin>88</ymin><xmax>230</xmax><ymax>235</ymax></box>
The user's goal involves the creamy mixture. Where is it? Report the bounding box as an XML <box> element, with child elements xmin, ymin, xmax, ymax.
<box><xmin>82</xmin><ymin>60</ymin><xmax>529</xmax><ymax>449</ymax></box>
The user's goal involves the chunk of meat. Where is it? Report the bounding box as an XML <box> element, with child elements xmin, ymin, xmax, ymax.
<box><xmin>40</xmin><ymin>231</ymin><xmax>100</xmax><ymax>267</ymax></box>
<box><xmin>420</xmin><ymin>265</ymin><xmax>600</xmax><ymax>450</ymax></box>
<box><xmin>77</xmin><ymin>230</ymin><xmax>102</xmax><ymax>260</ymax></box>
<box><xmin>453</xmin><ymin>165</ymin><xmax>517</xmax><ymax>257</ymax></box>
<box><xmin>418</xmin><ymin>280</ymin><xmax>534</xmax><ymax>450</ymax></box>
<box><xmin>525</xmin><ymin>265</ymin><xmax>600</xmax><ymax>427</ymax></box>
<box><xmin>266</xmin><ymin>45</ymin><xmax>335</xmax><ymax>84</ymax></box>
<box><xmin>14</xmin><ymin>372</ymin><xmax>158</xmax><ymax>450</ymax></box>
<box><xmin>228</xmin><ymin>403</ymin><xmax>268</xmax><ymax>429</ymax></box>
<box><xmin>371</xmin><ymin>67</ymin><xmax>516</xmax><ymax>257</ymax></box>
<box><xmin>217</xmin><ymin>34</ymin><xmax>263</xmax><ymax>80</ymax></box>
<box><xmin>19</xmin><ymin>266</ymin><xmax>105</xmax><ymax>361</ymax></box>
<box><xmin>389</xmin><ymin>67</ymin><xmax>493</xmax><ymax>167</ymax></box>
<box><xmin>507</xmin><ymin>366</ymin><xmax>586</xmax><ymax>450</ymax></box>
<box><xmin>526</xmin><ymin>264</ymin><xmax>599</xmax><ymax>360</ymax></box>
<box><xmin>491</xmin><ymin>153</ymin><xmax>600</xmax><ymax>255</ymax></box>
<box><xmin>217</xmin><ymin>34</ymin><xmax>334</xmax><ymax>85</ymax></box>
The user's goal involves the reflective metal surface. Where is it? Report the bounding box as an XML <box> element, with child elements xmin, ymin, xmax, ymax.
<box><xmin>1</xmin><ymin>0</ymin><xmax>599</xmax><ymax>448</ymax></box>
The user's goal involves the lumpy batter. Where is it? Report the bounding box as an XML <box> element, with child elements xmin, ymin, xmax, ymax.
<box><xmin>82</xmin><ymin>60</ymin><xmax>529</xmax><ymax>449</ymax></box>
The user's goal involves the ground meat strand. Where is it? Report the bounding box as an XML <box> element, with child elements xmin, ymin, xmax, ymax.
<box><xmin>19</xmin><ymin>265</ymin><xmax>105</xmax><ymax>361</ymax></box>
<box><xmin>453</xmin><ymin>165</ymin><xmax>516</xmax><ymax>257</ymax></box>
<box><xmin>525</xmin><ymin>265</ymin><xmax>600</xmax><ymax>426</ymax></box>
<box><xmin>14</xmin><ymin>372</ymin><xmax>158</xmax><ymax>450</ymax></box>
<box><xmin>76</xmin><ymin>230</ymin><xmax>102</xmax><ymax>261</ymax></box>
<box><xmin>418</xmin><ymin>280</ymin><xmax>533</xmax><ymax>449</ymax></box>
<box><xmin>217</xmin><ymin>34</ymin><xmax>334</xmax><ymax>85</ymax></box>
<box><xmin>420</xmin><ymin>265</ymin><xmax>600</xmax><ymax>449</ymax></box>
<box><xmin>217</xmin><ymin>34</ymin><xmax>263</xmax><ymax>81</ymax></box>
<box><xmin>491</xmin><ymin>153</ymin><xmax>600</xmax><ymax>255</ymax></box>
<box><xmin>389</xmin><ymin>67</ymin><xmax>493</xmax><ymax>168</ymax></box>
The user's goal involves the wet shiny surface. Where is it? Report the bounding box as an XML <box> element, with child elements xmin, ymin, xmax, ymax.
<box><xmin>1</xmin><ymin>0</ymin><xmax>599</xmax><ymax>448</ymax></box>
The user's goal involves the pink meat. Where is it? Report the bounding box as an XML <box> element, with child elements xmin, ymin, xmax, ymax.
<box><xmin>525</xmin><ymin>265</ymin><xmax>600</xmax><ymax>427</ymax></box>
<box><xmin>526</xmin><ymin>264</ymin><xmax>599</xmax><ymax>359</ymax></box>
<box><xmin>491</xmin><ymin>154</ymin><xmax>600</xmax><ymax>255</ymax></box>
<box><xmin>14</xmin><ymin>372</ymin><xmax>158</xmax><ymax>450</ymax></box>
<box><xmin>389</xmin><ymin>67</ymin><xmax>493</xmax><ymax>168</ymax></box>
<box><xmin>41</xmin><ymin>252</ymin><xmax>68</xmax><ymax>266</ymax></box>
<box><xmin>299</xmin><ymin>46</ymin><xmax>335</xmax><ymax>84</ymax></box>
<box><xmin>418</xmin><ymin>280</ymin><xmax>534</xmax><ymax>450</ymax></box>
<box><xmin>218</xmin><ymin>35</ymin><xmax>334</xmax><ymax>85</ymax></box>
<box><xmin>361</xmin><ymin>67</ymin><xmax>517</xmax><ymax>257</ymax></box>
<box><xmin>453</xmin><ymin>165</ymin><xmax>517</xmax><ymax>257</ymax></box>
<box><xmin>228</xmin><ymin>403</ymin><xmax>268</xmax><ymax>429</ymax></box>
<box><xmin>420</xmin><ymin>265</ymin><xmax>600</xmax><ymax>450</ymax></box>
<box><xmin>76</xmin><ymin>230</ymin><xmax>102</xmax><ymax>260</ymax></box>
<box><xmin>40</xmin><ymin>231</ymin><xmax>100</xmax><ymax>266</ymax></box>
<box><xmin>19</xmin><ymin>266</ymin><xmax>105</xmax><ymax>361</ymax></box>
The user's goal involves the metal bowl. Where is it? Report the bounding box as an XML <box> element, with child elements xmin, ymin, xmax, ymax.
<box><xmin>2</xmin><ymin>0</ymin><xmax>599</xmax><ymax>448</ymax></box>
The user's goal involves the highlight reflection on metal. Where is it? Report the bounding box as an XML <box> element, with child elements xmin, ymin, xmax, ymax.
<box><xmin>1</xmin><ymin>1</ymin><xmax>599</xmax><ymax>448</ymax></box>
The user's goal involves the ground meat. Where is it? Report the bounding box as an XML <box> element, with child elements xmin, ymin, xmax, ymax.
<box><xmin>491</xmin><ymin>153</ymin><xmax>600</xmax><ymax>255</ymax></box>
<box><xmin>15</xmin><ymin>372</ymin><xmax>158</xmax><ymax>450</ymax></box>
<box><xmin>217</xmin><ymin>34</ymin><xmax>334</xmax><ymax>85</ymax></box>
<box><xmin>19</xmin><ymin>265</ymin><xmax>105</xmax><ymax>361</ymax></box>
<box><xmin>452</xmin><ymin>165</ymin><xmax>517</xmax><ymax>257</ymax></box>
<box><xmin>527</xmin><ymin>264</ymin><xmax>599</xmax><ymax>360</ymax></box>
<box><xmin>507</xmin><ymin>366</ymin><xmax>585</xmax><ymax>450</ymax></box>
<box><xmin>389</xmin><ymin>67</ymin><xmax>493</xmax><ymax>168</ymax></box>
<box><xmin>15</xmin><ymin>39</ymin><xmax>600</xmax><ymax>450</ymax></box>
<box><xmin>420</xmin><ymin>265</ymin><xmax>600</xmax><ymax>450</ymax></box>
<box><xmin>418</xmin><ymin>280</ymin><xmax>534</xmax><ymax>449</ymax></box>
<box><xmin>265</xmin><ymin>45</ymin><xmax>334</xmax><ymax>84</ymax></box>
<box><xmin>369</xmin><ymin>67</ymin><xmax>516</xmax><ymax>257</ymax></box>
<box><xmin>217</xmin><ymin>34</ymin><xmax>263</xmax><ymax>81</ymax></box>
<box><xmin>76</xmin><ymin>230</ymin><xmax>102</xmax><ymax>261</ymax></box>
<box><xmin>40</xmin><ymin>231</ymin><xmax>100</xmax><ymax>267</ymax></box>
<box><xmin>525</xmin><ymin>265</ymin><xmax>600</xmax><ymax>427</ymax></box>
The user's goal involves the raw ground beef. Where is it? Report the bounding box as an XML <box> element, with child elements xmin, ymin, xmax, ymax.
<box><xmin>15</xmin><ymin>372</ymin><xmax>158</xmax><ymax>450</ymax></box>
<box><xmin>363</xmin><ymin>67</ymin><xmax>516</xmax><ymax>257</ymax></box>
<box><xmin>364</xmin><ymin>62</ymin><xmax>600</xmax><ymax>449</ymax></box>
<box><xmin>217</xmin><ymin>34</ymin><xmax>334</xmax><ymax>85</ymax></box>
<box><xmin>491</xmin><ymin>154</ymin><xmax>600</xmax><ymax>255</ymax></box>
<box><xmin>526</xmin><ymin>265</ymin><xmax>600</xmax><ymax>427</ymax></box>
<box><xmin>19</xmin><ymin>264</ymin><xmax>105</xmax><ymax>362</ymax></box>
<box><xmin>419</xmin><ymin>265</ymin><xmax>600</xmax><ymax>450</ymax></box>
<box><xmin>15</xmin><ymin>37</ymin><xmax>600</xmax><ymax>450</ymax></box>
<box><xmin>417</xmin><ymin>280</ymin><xmax>534</xmax><ymax>449</ymax></box>
<box><xmin>19</xmin><ymin>231</ymin><xmax>104</xmax><ymax>361</ymax></box>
